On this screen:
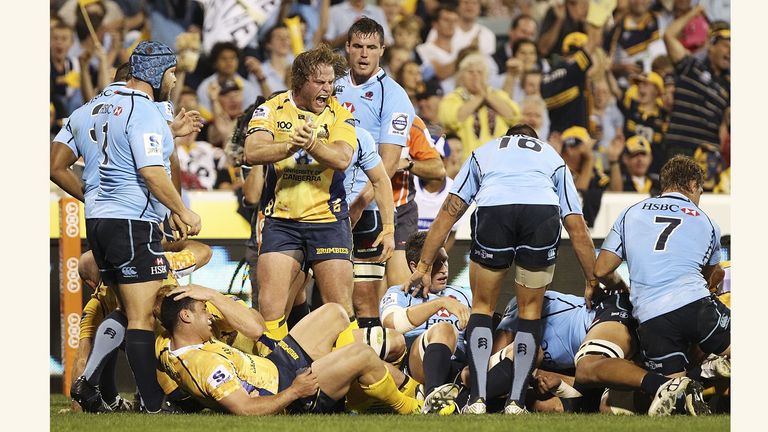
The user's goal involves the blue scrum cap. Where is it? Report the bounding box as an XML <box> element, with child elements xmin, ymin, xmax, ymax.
<box><xmin>130</xmin><ymin>40</ymin><xmax>177</xmax><ymax>91</ymax></box>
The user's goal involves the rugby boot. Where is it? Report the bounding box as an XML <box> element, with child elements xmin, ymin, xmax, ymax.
<box><xmin>70</xmin><ymin>376</ymin><xmax>111</xmax><ymax>413</ymax></box>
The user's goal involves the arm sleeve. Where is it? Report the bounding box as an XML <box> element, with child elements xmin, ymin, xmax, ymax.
<box><xmin>707</xmin><ymin>222</ymin><xmax>723</xmax><ymax>266</ymax></box>
<box><xmin>246</xmin><ymin>99</ymin><xmax>276</xmax><ymax>137</ymax></box>
<box><xmin>450</xmin><ymin>153</ymin><xmax>481</xmax><ymax>205</ymax></box>
<box><xmin>379</xmin><ymin>288</ymin><xmax>410</xmax><ymax>318</ymax></box>
<box><xmin>53</xmin><ymin>118</ymin><xmax>79</xmax><ymax>157</ymax></box>
<box><xmin>409</xmin><ymin>122</ymin><xmax>441</xmax><ymax>161</ymax></box>
<box><xmin>379</xmin><ymin>85</ymin><xmax>414</xmax><ymax>146</ymax></box>
<box><xmin>358</xmin><ymin>131</ymin><xmax>382</xmax><ymax>171</ymax></box>
<box><xmin>601</xmin><ymin>209</ymin><xmax>628</xmax><ymax>259</ymax></box>
<box><xmin>330</xmin><ymin>105</ymin><xmax>357</xmax><ymax>151</ymax></box>
<box><xmin>156</xmin><ymin>101</ymin><xmax>175</xmax><ymax>123</ymax></box>
<box><xmin>197</xmin><ymin>357</ymin><xmax>242</xmax><ymax>401</ymax></box>
<box><xmin>127</xmin><ymin>108</ymin><xmax>169</xmax><ymax>169</ymax></box>
<box><xmin>554</xmin><ymin>164</ymin><xmax>583</xmax><ymax>218</ymax></box>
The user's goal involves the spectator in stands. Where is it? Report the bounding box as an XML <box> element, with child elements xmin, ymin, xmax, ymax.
<box><xmin>415</xmin><ymin>81</ymin><xmax>445</xmax><ymax>138</ymax></box>
<box><xmin>197</xmin><ymin>42</ymin><xmax>260</xmax><ymax>114</ymax></box>
<box><xmin>500</xmin><ymin>39</ymin><xmax>543</xmax><ymax>103</ymax></box>
<box><xmin>538</xmin><ymin>0</ymin><xmax>588</xmax><ymax>59</ymax></box>
<box><xmin>438</xmin><ymin>52</ymin><xmax>521</xmax><ymax>163</ymax></box>
<box><xmin>423</xmin><ymin>0</ymin><xmax>496</xmax><ymax>58</ymax></box>
<box><xmin>589</xmin><ymin>78</ymin><xmax>623</xmax><ymax>170</ymax></box>
<box><xmin>520</xmin><ymin>95</ymin><xmax>549</xmax><ymax>141</ymax></box>
<box><xmin>176</xmin><ymin>127</ymin><xmax>234</xmax><ymax>191</ymax></box>
<box><xmin>620</xmin><ymin>71</ymin><xmax>668</xmax><ymax>174</ymax></box>
<box><xmin>172</xmin><ymin>31</ymin><xmax>202</xmax><ymax>112</ymax></box>
<box><xmin>416</xmin><ymin>4</ymin><xmax>460</xmax><ymax>81</ymax></box>
<box><xmin>606</xmin><ymin>134</ymin><xmax>661</xmax><ymax>195</ymax></box>
<box><xmin>144</xmin><ymin>0</ymin><xmax>203</xmax><ymax>49</ymax></box>
<box><xmin>521</xmin><ymin>70</ymin><xmax>543</xmax><ymax>98</ymax></box>
<box><xmin>378</xmin><ymin>0</ymin><xmax>404</xmax><ymax>30</ymax></box>
<box><xmin>207</xmin><ymin>78</ymin><xmax>244</xmax><ymax>148</ymax></box>
<box><xmin>541</xmin><ymin>32</ymin><xmax>593</xmax><ymax>133</ymax></box>
<box><xmin>493</xmin><ymin>13</ymin><xmax>539</xmax><ymax>72</ymax></box>
<box><xmin>657</xmin><ymin>0</ymin><xmax>711</xmax><ymax>53</ymax></box>
<box><xmin>57</xmin><ymin>0</ymin><xmax>124</xmax><ymax>31</ymax></box>
<box><xmin>391</xmin><ymin>16</ymin><xmax>424</xmax><ymax>58</ymax></box>
<box><xmin>398</xmin><ymin>60</ymin><xmax>426</xmax><ymax>107</ymax></box>
<box><xmin>247</xmin><ymin>24</ymin><xmax>295</xmax><ymax>95</ymax></box>
<box><xmin>324</xmin><ymin>0</ymin><xmax>393</xmax><ymax>48</ymax></box>
<box><xmin>383</xmin><ymin>46</ymin><xmax>412</xmax><ymax>77</ymax></box>
<box><xmin>558</xmin><ymin>126</ymin><xmax>609</xmax><ymax>227</ymax></box>
<box><xmin>50</xmin><ymin>22</ymin><xmax>82</xmax><ymax>117</ymax></box>
<box><xmin>662</xmin><ymin>6</ymin><xmax>729</xmax><ymax>163</ymax></box>
<box><xmin>605</xmin><ymin>0</ymin><xmax>666</xmax><ymax>88</ymax></box>
<box><xmin>72</xmin><ymin>1</ymin><xmax>111</xmax><ymax>102</ymax></box>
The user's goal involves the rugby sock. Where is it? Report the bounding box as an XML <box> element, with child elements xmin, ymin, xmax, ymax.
<box><xmin>84</xmin><ymin>311</ymin><xmax>127</xmax><ymax>386</ymax></box>
<box><xmin>125</xmin><ymin>329</ymin><xmax>164</xmax><ymax>412</ymax></box>
<box><xmin>507</xmin><ymin>318</ymin><xmax>542</xmax><ymax>406</ymax></box>
<box><xmin>357</xmin><ymin>317</ymin><xmax>382</xmax><ymax>328</ymax></box>
<box><xmin>399</xmin><ymin>374</ymin><xmax>421</xmax><ymax>399</ymax></box>
<box><xmin>360</xmin><ymin>368</ymin><xmax>420</xmax><ymax>414</ymax></box>
<box><xmin>265</xmin><ymin>315</ymin><xmax>288</xmax><ymax>341</ymax></box>
<box><xmin>333</xmin><ymin>320</ymin><xmax>358</xmax><ymax>349</ymax></box>
<box><xmin>486</xmin><ymin>357</ymin><xmax>514</xmax><ymax>398</ymax></box>
<box><xmin>423</xmin><ymin>343</ymin><xmax>452</xmax><ymax>395</ymax></box>
<box><xmin>98</xmin><ymin>350</ymin><xmax>120</xmax><ymax>404</ymax></box>
<box><xmin>287</xmin><ymin>301</ymin><xmax>311</xmax><ymax>329</ymax></box>
<box><xmin>466</xmin><ymin>313</ymin><xmax>493</xmax><ymax>403</ymax></box>
<box><xmin>640</xmin><ymin>372</ymin><xmax>669</xmax><ymax>395</ymax></box>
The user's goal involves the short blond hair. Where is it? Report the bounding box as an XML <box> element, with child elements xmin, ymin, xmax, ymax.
<box><xmin>457</xmin><ymin>53</ymin><xmax>488</xmax><ymax>84</ymax></box>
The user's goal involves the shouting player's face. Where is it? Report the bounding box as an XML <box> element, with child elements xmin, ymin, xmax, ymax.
<box><xmin>158</xmin><ymin>67</ymin><xmax>177</xmax><ymax>102</ymax></box>
<box><xmin>346</xmin><ymin>32</ymin><xmax>384</xmax><ymax>83</ymax></box>
<box><xmin>297</xmin><ymin>64</ymin><xmax>335</xmax><ymax>113</ymax></box>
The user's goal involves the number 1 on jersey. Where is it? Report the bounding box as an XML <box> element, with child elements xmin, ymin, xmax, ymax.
<box><xmin>101</xmin><ymin>122</ymin><xmax>109</xmax><ymax>165</ymax></box>
<box><xmin>653</xmin><ymin>216</ymin><xmax>682</xmax><ymax>251</ymax></box>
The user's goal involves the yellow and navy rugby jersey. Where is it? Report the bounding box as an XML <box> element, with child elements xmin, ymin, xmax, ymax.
<box><xmin>247</xmin><ymin>91</ymin><xmax>357</xmax><ymax>222</ymax></box>
<box><xmin>541</xmin><ymin>49</ymin><xmax>592</xmax><ymax>133</ymax></box>
<box><xmin>605</xmin><ymin>13</ymin><xmax>662</xmax><ymax>63</ymax></box>
<box><xmin>156</xmin><ymin>337</ymin><xmax>280</xmax><ymax>411</ymax></box>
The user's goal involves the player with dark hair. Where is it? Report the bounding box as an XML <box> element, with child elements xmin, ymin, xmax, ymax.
<box><xmin>408</xmin><ymin>123</ymin><xmax>598</xmax><ymax>414</ymax></box>
<box><xmin>244</xmin><ymin>43</ymin><xmax>357</xmax><ymax>343</ymax></box>
<box><xmin>595</xmin><ymin>155</ymin><xmax>727</xmax><ymax>415</ymax></box>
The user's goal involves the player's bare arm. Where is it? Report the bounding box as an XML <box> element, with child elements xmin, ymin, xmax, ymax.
<box><xmin>50</xmin><ymin>142</ymin><xmax>85</xmax><ymax>202</ymax></box>
<box><xmin>242</xmin><ymin>165</ymin><xmax>265</xmax><ymax>207</ymax></box>
<box><xmin>244</xmin><ymin>130</ymin><xmax>299</xmax><ymax>165</ymax></box>
<box><xmin>217</xmin><ymin>369</ymin><xmax>319</xmax><ymax>415</ymax></box>
<box><xmin>406</xmin><ymin>194</ymin><xmax>468</xmax><ymax>296</ymax></box>
<box><xmin>139</xmin><ymin>165</ymin><xmax>201</xmax><ymax>237</ymax></box>
<box><xmin>167</xmin><ymin>284</ymin><xmax>266</xmax><ymax>340</ymax></box>
<box><xmin>294</xmin><ymin>119</ymin><xmax>354</xmax><ymax>171</ymax></box>
<box><xmin>405</xmin><ymin>157</ymin><xmax>446</xmax><ymax>181</ymax></box>
<box><xmin>364</xmin><ymin>162</ymin><xmax>395</xmax><ymax>262</ymax></box>
<box><xmin>563</xmin><ymin>213</ymin><xmax>598</xmax><ymax>308</ymax></box>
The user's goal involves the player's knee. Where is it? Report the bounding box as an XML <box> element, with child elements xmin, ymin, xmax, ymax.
<box><xmin>387</xmin><ymin>331</ymin><xmax>406</xmax><ymax>362</ymax></box>
<box><xmin>427</xmin><ymin>322</ymin><xmax>458</xmax><ymax>347</ymax></box>
<box><xmin>317</xmin><ymin>303</ymin><xmax>350</xmax><ymax>327</ymax></box>
<box><xmin>190</xmin><ymin>242</ymin><xmax>212</xmax><ymax>268</ymax></box>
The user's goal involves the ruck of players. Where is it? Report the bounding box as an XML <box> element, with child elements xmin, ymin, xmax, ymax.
<box><xmin>50</xmin><ymin>6</ymin><xmax>730</xmax><ymax>419</ymax></box>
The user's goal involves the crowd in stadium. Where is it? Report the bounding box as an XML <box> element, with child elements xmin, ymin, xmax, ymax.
<box><xmin>49</xmin><ymin>0</ymin><xmax>731</xmax><ymax>418</ymax></box>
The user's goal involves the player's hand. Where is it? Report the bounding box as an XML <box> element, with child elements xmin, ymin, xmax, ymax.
<box><xmin>372</xmin><ymin>232</ymin><xmax>394</xmax><ymax>263</ymax></box>
<box><xmin>170</xmin><ymin>107</ymin><xmax>203</xmax><ymax>138</ymax></box>
<box><xmin>289</xmin><ymin>368</ymin><xmax>320</xmax><ymax>399</ymax></box>
<box><xmin>404</xmin><ymin>262</ymin><xmax>432</xmax><ymax>298</ymax></box>
<box><xmin>177</xmin><ymin>208</ymin><xmax>202</xmax><ymax>237</ymax></box>
<box><xmin>291</xmin><ymin>118</ymin><xmax>316</xmax><ymax>149</ymax></box>
<box><xmin>535</xmin><ymin>373</ymin><xmax>562</xmax><ymax>395</ymax></box>
<box><xmin>170</xmin><ymin>212</ymin><xmax>189</xmax><ymax>240</ymax></box>
<box><xmin>584</xmin><ymin>278</ymin><xmax>600</xmax><ymax>310</ymax></box>
<box><xmin>442</xmin><ymin>297</ymin><xmax>470</xmax><ymax>329</ymax></box>
<box><xmin>167</xmin><ymin>284</ymin><xmax>216</xmax><ymax>302</ymax></box>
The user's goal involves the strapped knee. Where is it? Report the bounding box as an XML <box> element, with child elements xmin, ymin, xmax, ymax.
<box><xmin>574</xmin><ymin>339</ymin><xmax>625</xmax><ymax>367</ymax></box>
<box><xmin>353</xmin><ymin>261</ymin><xmax>385</xmax><ymax>283</ymax></box>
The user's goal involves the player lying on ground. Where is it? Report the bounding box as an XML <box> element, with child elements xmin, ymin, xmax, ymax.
<box><xmin>157</xmin><ymin>284</ymin><xmax>452</xmax><ymax>415</ymax></box>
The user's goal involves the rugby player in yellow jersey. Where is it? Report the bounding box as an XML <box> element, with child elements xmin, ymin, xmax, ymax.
<box><xmin>157</xmin><ymin>283</ymin><xmax>439</xmax><ymax>415</ymax></box>
<box><xmin>70</xmin><ymin>242</ymin><xmax>210</xmax><ymax>413</ymax></box>
<box><xmin>244</xmin><ymin>44</ymin><xmax>359</xmax><ymax>342</ymax></box>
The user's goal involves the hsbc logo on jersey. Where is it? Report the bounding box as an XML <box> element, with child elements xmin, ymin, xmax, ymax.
<box><xmin>113</xmin><ymin>106</ymin><xmax>123</xmax><ymax>116</ymax></box>
<box><xmin>342</xmin><ymin>102</ymin><xmax>355</xmax><ymax>113</ymax></box>
<box><xmin>436</xmin><ymin>308</ymin><xmax>450</xmax><ymax>318</ymax></box>
<box><xmin>681</xmin><ymin>207</ymin><xmax>700</xmax><ymax>216</ymax></box>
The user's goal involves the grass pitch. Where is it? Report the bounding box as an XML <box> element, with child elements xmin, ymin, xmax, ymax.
<box><xmin>50</xmin><ymin>394</ymin><xmax>729</xmax><ymax>432</ymax></box>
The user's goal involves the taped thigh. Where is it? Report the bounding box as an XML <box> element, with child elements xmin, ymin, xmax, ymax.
<box><xmin>353</xmin><ymin>261</ymin><xmax>385</xmax><ymax>282</ymax></box>
<box><xmin>574</xmin><ymin>339</ymin><xmax>625</xmax><ymax>367</ymax></box>
<box><xmin>514</xmin><ymin>264</ymin><xmax>555</xmax><ymax>288</ymax></box>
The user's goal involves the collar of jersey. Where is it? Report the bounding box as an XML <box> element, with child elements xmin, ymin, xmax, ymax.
<box><xmin>659</xmin><ymin>191</ymin><xmax>691</xmax><ymax>202</ymax></box>
<box><xmin>348</xmin><ymin>68</ymin><xmax>386</xmax><ymax>88</ymax></box>
<box><xmin>115</xmin><ymin>87</ymin><xmax>152</xmax><ymax>100</ymax></box>
<box><xmin>169</xmin><ymin>342</ymin><xmax>204</xmax><ymax>357</ymax></box>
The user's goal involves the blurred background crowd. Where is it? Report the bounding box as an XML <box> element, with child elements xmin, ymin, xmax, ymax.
<box><xmin>49</xmin><ymin>0</ymin><xmax>730</xmax><ymax>227</ymax></box>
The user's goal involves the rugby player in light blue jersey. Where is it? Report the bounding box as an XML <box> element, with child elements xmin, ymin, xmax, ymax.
<box><xmin>379</xmin><ymin>231</ymin><xmax>471</xmax><ymax>414</ymax></box>
<box><xmin>86</xmin><ymin>41</ymin><xmax>202</xmax><ymax>414</ymax></box>
<box><xmin>595</xmin><ymin>155</ymin><xmax>728</xmax><ymax>416</ymax></box>
<box><xmin>344</xmin><ymin>126</ymin><xmax>395</xmax><ymax>323</ymax></box>
<box><xmin>335</xmin><ymin>17</ymin><xmax>417</xmax><ymax>322</ymax></box>
<box><xmin>407</xmin><ymin>124</ymin><xmax>598</xmax><ymax>415</ymax></box>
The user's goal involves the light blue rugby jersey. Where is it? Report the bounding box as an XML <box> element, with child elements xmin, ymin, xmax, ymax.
<box><xmin>334</xmin><ymin>69</ymin><xmax>415</xmax><ymax>148</ymax></box>
<box><xmin>91</xmin><ymin>87</ymin><xmax>176</xmax><ymax>223</ymax></box>
<box><xmin>451</xmin><ymin>135</ymin><xmax>582</xmax><ymax>217</ymax></box>
<box><xmin>344</xmin><ymin>126</ymin><xmax>381</xmax><ymax>211</ymax></box>
<box><xmin>601</xmin><ymin>192</ymin><xmax>721</xmax><ymax>323</ymax></box>
<box><xmin>379</xmin><ymin>284</ymin><xmax>472</xmax><ymax>351</ymax></box>
<box><xmin>498</xmin><ymin>291</ymin><xmax>593</xmax><ymax>371</ymax></box>
<box><xmin>53</xmin><ymin>83</ymin><xmax>174</xmax><ymax>219</ymax></box>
